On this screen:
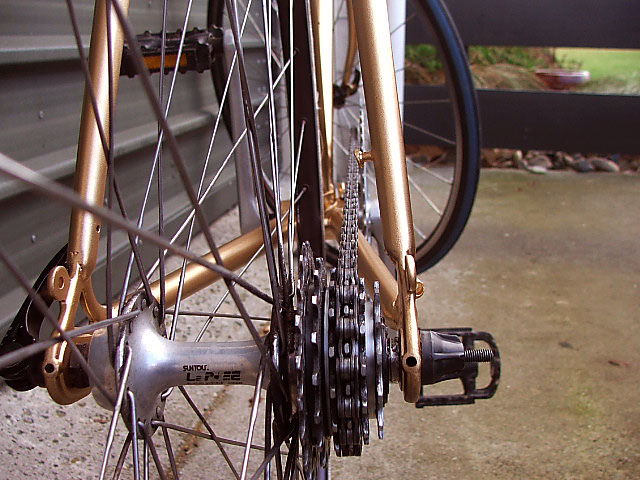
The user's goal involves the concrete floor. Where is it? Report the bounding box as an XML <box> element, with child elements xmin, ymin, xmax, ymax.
<box><xmin>1</xmin><ymin>170</ymin><xmax>638</xmax><ymax>478</ymax></box>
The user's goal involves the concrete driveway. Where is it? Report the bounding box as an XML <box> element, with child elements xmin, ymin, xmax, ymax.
<box><xmin>1</xmin><ymin>170</ymin><xmax>638</xmax><ymax>479</ymax></box>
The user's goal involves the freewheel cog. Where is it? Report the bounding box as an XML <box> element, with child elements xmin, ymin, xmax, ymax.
<box><xmin>292</xmin><ymin>158</ymin><xmax>390</xmax><ymax>479</ymax></box>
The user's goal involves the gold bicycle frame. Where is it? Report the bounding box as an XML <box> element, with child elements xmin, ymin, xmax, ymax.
<box><xmin>44</xmin><ymin>0</ymin><xmax>422</xmax><ymax>404</ymax></box>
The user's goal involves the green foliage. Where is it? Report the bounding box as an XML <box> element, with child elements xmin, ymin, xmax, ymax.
<box><xmin>405</xmin><ymin>44</ymin><xmax>443</xmax><ymax>72</ymax></box>
<box><xmin>469</xmin><ymin>46</ymin><xmax>556</xmax><ymax>69</ymax></box>
<box><xmin>406</xmin><ymin>44</ymin><xmax>557</xmax><ymax>71</ymax></box>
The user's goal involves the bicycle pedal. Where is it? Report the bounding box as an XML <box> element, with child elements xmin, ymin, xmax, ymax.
<box><xmin>121</xmin><ymin>26</ymin><xmax>224</xmax><ymax>77</ymax></box>
<box><xmin>415</xmin><ymin>328</ymin><xmax>501</xmax><ymax>408</ymax></box>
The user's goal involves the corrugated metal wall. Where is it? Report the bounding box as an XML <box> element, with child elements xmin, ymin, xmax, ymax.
<box><xmin>0</xmin><ymin>0</ymin><xmax>257</xmax><ymax>330</ymax></box>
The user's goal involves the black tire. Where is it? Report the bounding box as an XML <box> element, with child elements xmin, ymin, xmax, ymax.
<box><xmin>412</xmin><ymin>0</ymin><xmax>480</xmax><ymax>272</ymax></box>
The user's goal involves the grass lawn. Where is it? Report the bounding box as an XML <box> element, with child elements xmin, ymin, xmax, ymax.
<box><xmin>555</xmin><ymin>48</ymin><xmax>640</xmax><ymax>80</ymax></box>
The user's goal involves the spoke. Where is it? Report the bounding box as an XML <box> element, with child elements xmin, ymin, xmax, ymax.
<box><xmin>409</xmin><ymin>157</ymin><xmax>453</xmax><ymax>185</ymax></box>
<box><xmin>121</xmin><ymin>0</ymin><xmax>195</xmax><ymax>309</ymax></box>
<box><xmin>99</xmin><ymin>346</ymin><xmax>134</xmax><ymax>480</ymax></box>
<box><xmin>179</xmin><ymin>386</ymin><xmax>240</xmax><ymax>479</ymax></box>
<box><xmin>408</xmin><ymin>173</ymin><xmax>442</xmax><ymax>216</ymax></box>
<box><xmin>287</xmin><ymin>0</ymin><xmax>295</xmax><ymax>294</ymax></box>
<box><xmin>404</xmin><ymin>121</ymin><xmax>455</xmax><ymax>146</ymax></box>
<box><xmin>105</xmin><ymin>0</ymin><xmax>115</xmax><ymax>361</ymax></box>
<box><xmin>333</xmin><ymin>0</ymin><xmax>346</xmax><ymax>26</ymax></box>
<box><xmin>141</xmin><ymin>427</ymin><xmax>168</xmax><ymax>480</ymax></box>
<box><xmin>264</xmin><ymin>391</ymin><xmax>272</xmax><ymax>480</ymax></box>
<box><xmin>128</xmin><ymin>391</ymin><xmax>141</xmax><ymax>480</ymax></box>
<box><xmin>414</xmin><ymin>222</ymin><xmax>427</xmax><ymax>241</ymax></box>
<box><xmin>0</xmin><ymin>310</ymin><xmax>139</xmax><ymax>370</ymax></box>
<box><xmin>249</xmin><ymin>425</ymin><xmax>295</xmax><ymax>480</ymax></box>
<box><xmin>334</xmin><ymin>136</ymin><xmax>350</xmax><ymax>157</ymax></box>
<box><xmin>143</xmin><ymin>437</ymin><xmax>150</xmax><ymax>480</ymax></box>
<box><xmin>287</xmin><ymin>118</ymin><xmax>306</xmax><ymax>291</ymax></box>
<box><xmin>241</xmin><ymin>362</ymin><xmax>265</xmax><ymax>479</ymax></box>
<box><xmin>282</xmin><ymin>430</ymin><xmax>296</xmax><ymax>480</ymax></box>
<box><xmin>161</xmin><ymin>424</ymin><xmax>180</xmax><ymax>480</ymax></box>
<box><xmin>138</xmin><ymin>59</ymin><xmax>292</xmax><ymax>302</ymax></box>
<box><xmin>401</xmin><ymin>98</ymin><xmax>451</xmax><ymax>105</ymax></box>
<box><xmin>0</xmin><ymin>154</ymin><xmax>273</xmax><ymax>304</ymax></box>
<box><xmin>112</xmin><ymin>433</ymin><xmax>132</xmax><ymax>480</ymax></box>
<box><xmin>111</xmin><ymin>173</ymin><xmax>155</xmax><ymax>313</ymax></box>
<box><xmin>156</xmin><ymin>0</ymin><xmax>170</xmax><ymax>320</ymax></box>
<box><xmin>0</xmin><ymin>245</ymin><xmax>115</xmax><ymax>406</ymax></box>
<box><xmin>262</xmin><ymin>0</ymin><xmax>288</xmax><ymax>298</ymax></box>
<box><xmin>152</xmin><ymin>421</ymin><xmax>267</xmax><ymax>452</ymax></box>
<box><xmin>224</xmin><ymin>0</ymin><xmax>284</xmax><ymax>342</ymax></box>
<box><xmin>167</xmin><ymin>310</ymin><xmax>271</xmax><ymax>322</ymax></box>
<box><xmin>390</xmin><ymin>11</ymin><xmax>416</xmax><ymax>36</ymax></box>
<box><xmin>241</xmin><ymin>0</ymin><xmax>283</xmax><ymax>70</ymax></box>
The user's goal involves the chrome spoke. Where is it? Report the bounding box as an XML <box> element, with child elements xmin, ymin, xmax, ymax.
<box><xmin>241</xmin><ymin>363</ymin><xmax>265</xmax><ymax>479</ymax></box>
<box><xmin>287</xmin><ymin>0</ymin><xmax>296</xmax><ymax>292</ymax></box>
<box><xmin>179</xmin><ymin>386</ymin><xmax>240</xmax><ymax>479</ymax></box>
<box><xmin>390</xmin><ymin>11</ymin><xmax>416</xmax><ymax>36</ymax></box>
<box><xmin>168</xmin><ymin>310</ymin><xmax>271</xmax><ymax>322</ymax></box>
<box><xmin>402</xmin><ymin>98</ymin><xmax>451</xmax><ymax>105</ymax></box>
<box><xmin>139</xmin><ymin>58</ymin><xmax>291</xmax><ymax>295</ymax></box>
<box><xmin>152</xmin><ymin>421</ymin><xmax>268</xmax><ymax>452</ymax></box>
<box><xmin>143</xmin><ymin>438</ymin><xmax>150</xmax><ymax>480</ymax></box>
<box><xmin>99</xmin><ymin>347</ymin><xmax>134</xmax><ymax>480</ymax></box>
<box><xmin>128</xmin><ymin>391</ymin><xmax>141</xmax><ymax>480</ymax></box>
<box><xmin>288</xmin><ymin>118</ymin><xmax>306</xmax><ymax>292</ymax></box>
<box><xmin>409</xmin><ymin>157</ymin><xmax>453</xmax><ymax>185</ymax></box>
<box><xmin>120</xmin><ymin>0</ymin><xmax>195</xmax><ymax>310</ymax></box>
<box><xmin>408</xmin><ymin>172</ymin><xmax>442</xmax><ymax>216</ymax></box>
<box><xmin>224</xmin><ymin>0</ymin><xmax>284</xmax><ymax>340</ymax></box>
<box><xmin>262</xmin><ymin>0</ymin><xmax>288</xmax><ymax>297</ymax></box>
<box><xmin>161</xmin><ymin>424</ymin><xmax>180</xmax><ymax>480</ymax></box>
<box><xmin>112</xmin><ymin>433</ymin><xmax>132</xmax><ymax>480</ymax></box>
<box><xmin>404</xmin><ymin>121</ymin><xmax>456</xmax><ymax>146</ymax></box>
<box><xmin>141</xmin><ymin>428</ymin><xmax>168</xmax><ymax>480</ymax></box>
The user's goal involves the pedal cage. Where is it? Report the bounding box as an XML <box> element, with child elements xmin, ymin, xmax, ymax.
<box><xmin>415</xmin><ymin>328</ymin><xmax>501</xmax><ymax>408</ymax></box>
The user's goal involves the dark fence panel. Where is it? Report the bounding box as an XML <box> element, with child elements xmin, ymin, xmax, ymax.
<box><xmin>405</xmin><ymin>85</ymin><xmax>640</xmax><ymax>154</ymax></box>
<box><xmin>407</xmin><ymin>0</ymin><xmax>640</xmax><ymax>48</ymax></box>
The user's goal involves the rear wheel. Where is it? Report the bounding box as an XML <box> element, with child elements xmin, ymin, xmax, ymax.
<box><xmin>0</xmin><ymin>0</ymin><xmax>321</xmax><ymax>478</ymax></box>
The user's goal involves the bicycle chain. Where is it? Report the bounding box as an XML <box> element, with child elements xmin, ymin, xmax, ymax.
<box><xmin>330</xmin><ymin>158</ymin><xmax>370</xmax><ymax>456</ymax></box>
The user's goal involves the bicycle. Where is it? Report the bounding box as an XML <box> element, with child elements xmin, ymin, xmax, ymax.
<box><xmin>0</xmin><ymin>0</ymin><xmax>499</xmax><ymax>478</ymax></box>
